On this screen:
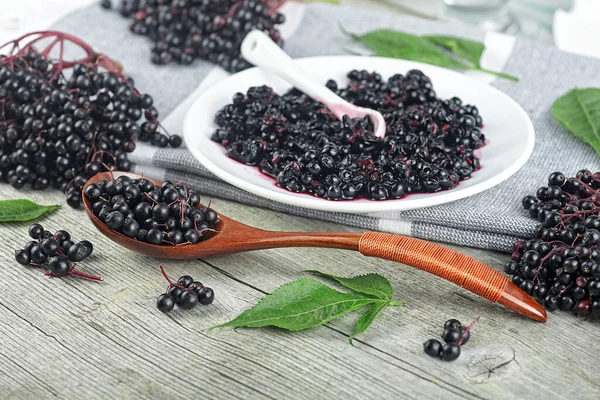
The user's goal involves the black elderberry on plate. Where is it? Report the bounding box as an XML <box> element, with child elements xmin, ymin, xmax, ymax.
<box><xmin>508</xmin><ymin>170</ymin><xmax>600</xmax><ymax>318</ymax></box>
<box><xmin>106</xmin><ymin>0</ymin><xmax>285</xmax><ymax>73</ymax></box>
<box><xmin>86</xmin><ymin>176</ymin><xmax>217</xmax><ymax>246</ymax></box>
<box><xmin>212</xmin><ymin>69</ymin><xmax>485</xmax><ymax>201</ymax></box>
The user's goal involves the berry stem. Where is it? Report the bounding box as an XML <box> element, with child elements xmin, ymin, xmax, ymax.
<box><xmin>458</xmin><ymin>315</ymin><xmax>479</xmax><ymax>346</ymax></box>
<box><xmin>160</xmin><ymin>265</ymin><xmax>175</xmax><ymax>285</ymax></box>
<box><xmin>69</xmin><ymin>269</ymin><xmax>104</xmax><ymax>281</ymax></box>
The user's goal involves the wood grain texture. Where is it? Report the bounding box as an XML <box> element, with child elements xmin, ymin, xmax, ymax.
<box><xmin>0</xmin><ymin>184</ymin><xmax>599</xmax><ymax>400</ymax></box>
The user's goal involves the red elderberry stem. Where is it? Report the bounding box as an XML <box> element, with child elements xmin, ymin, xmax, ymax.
<box><xmin>159</xmin><ymin>265</ymin><xmax>187</xmax><ymax>290</ymax></box>
<box><xmin>160</xmin><ymin>265</ymin><xmax>175</xmax><ymax>285</ymax></box>
<box><xmin>225</xmin><ymin>0</ymin><xmax>243</xmax><ymax>18</ymax></box>
<box><xmin>458</xmin><ymin>316</ymin><xmax>480</xmax><ymax>346</ymax></box>
<box><xmin>69</xmin><ymin>269</ymin><xmax>104</xmax><ymax>281</ymax></box>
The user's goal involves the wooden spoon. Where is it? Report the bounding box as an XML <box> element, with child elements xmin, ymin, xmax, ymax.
<box><xmin>83</xmin><ymin>171</ymin><xmax>546</xmax><ymax>322</ymax></box>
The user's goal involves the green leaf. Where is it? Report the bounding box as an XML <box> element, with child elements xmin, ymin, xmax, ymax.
<box><xmin>305</xmin><ymin>270</ymin><xmax>394</xmax><ymax>300</ymax></box>
<box><xmin>374</xmin><ymin>48</ymin><xmax>467</xmax><ymax>69</ymax></box>
<box><xmin>343</xmin><ymin>27</ymin><xmax>518</xmax><ymax>81</ymax></box>
<box><xmin>552</xmin><ymin>88</ymin><xmax>600</xmax><ymax>155</ymax></box>
<box><xmin>0</xmin><ymin>200</ymin><xmax>60</xmax><ymax>222</ymax></box>
<box><xmin>349</xmin><ymin>302</ymin><xmax>388</xmax><ymax>344</ymax></box>
<box><xmin>210</xmin><ymin>278</ymin><xmax>381</xmax><ymax>331</ymax></box>
<box><xmin>349</xmin><ymin>29</ymin><xmax>458</xmax><ymax>65</ymax></box>
<box><xmin>423</xmin><ymin>35</ymin><xmax>484</xmax><ymax>67</ymax></box>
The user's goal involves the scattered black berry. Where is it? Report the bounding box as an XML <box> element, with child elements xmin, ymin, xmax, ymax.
<box><xmin>441</xmin><ymin>328</ymin><xmax>461</xmax><ymax>343</ymax></box>
<box><xmin>212</xmin><ymin>69</ymin><xmax>484</xmax><ymax>200</ymax></box>
<box><xmin>508</xmin><ymin>170</ymin><xmax>600</xmax><ymax>318</ymax></box>
<box><xmin>423</xmin><ymin>317</ymin><xmax>478</xmax><ymax>362</ymax></box>
<box><xmin>156</xmin><ymin>293</ymin><xmax>174</xmax><ymax>313</ymax></box>
<box><xmin>14</xmin><ymin>223</ymin><xmax>102</xmax><ymax>281</ymax></box>
<box><xmin>156</xmin><ymin>266</ymin><xmax>214</xmax><ymax>313</ymax></box>
<box><xmin>198</xmin><ymin>287</ymin><xmax>215</xmax><ymax>305</ymax></box>
<box><xmin>104</xmin><ymin>0</ymin><xmax>286</xmax><ymax>73</ymax></box>
<box><xmin>86</xmin><ymin>176</ymin><xmax>217</xmax><ymax>246</ymax></box>
<box><xmin>423</xmin><ymin>339</ymin><xmax>442</xmax><ymax>358</ymax></box>
<box><xmin>178</xmin><ymin>275</ymin><xmax>194</xmax><ymax>288</ymax></box>
<box><xmin>180</xmin><ymin>290</ymin><xmax>199</xmax><ymax>310</ymax></box>
<box><xmin>441</xmin><ymin>342</ymin><xmax>461</xmax><ymax>361</ymax></box>
<box><xmin>443</xmin><ymin>318</ymin><xmax>461</xmax><ymax>330</ymax></box>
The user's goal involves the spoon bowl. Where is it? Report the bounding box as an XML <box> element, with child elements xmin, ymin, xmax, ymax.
<box><xmin>83</xmin><ymin>171</ymin><xmax>546</xmax><ymax>322</ymax></box>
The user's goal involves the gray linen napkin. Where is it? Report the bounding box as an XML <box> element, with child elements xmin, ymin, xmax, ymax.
<box><xmin>51</xmin><ymin>3</ymin><xmax>600</xmax><ymax>252</ymax></box>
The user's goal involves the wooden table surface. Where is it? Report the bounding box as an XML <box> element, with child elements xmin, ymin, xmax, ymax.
<box><xmin>2</xmin><ymin>2</ymin><xmax>598</xmax><ymax>399</ymax></box>
<box><xmin>1</xmin><ymin>183</ymin><xmax>599</xmax><ymax>400</ymax></box>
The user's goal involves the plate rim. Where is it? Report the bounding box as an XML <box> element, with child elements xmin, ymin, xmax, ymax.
<box><xmin>183</xmin><ymin>55</ymin><xmax>535</xmax><ymax>214</ymax></box>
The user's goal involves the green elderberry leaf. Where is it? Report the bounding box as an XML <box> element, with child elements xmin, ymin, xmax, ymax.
<box><xmin>305</xmin><ymin>270</ymin><xmax>394</xmax><ymax>300</ymax></box>
<box><xmin>0</xmin><ymin>200</ymin><xmax>60</xmax><ymax>222</ymax></box>
<box><xmin>210</xmin><ymin>278</ymin><xmax>382</xmax><ymax>331</ymax></box>
<box><xmin>552</xmin><ymin>88</ymin><xmax>600</xmax><ymax>155</ymax></box>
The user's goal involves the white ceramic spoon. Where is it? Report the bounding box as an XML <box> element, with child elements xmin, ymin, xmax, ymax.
<box><xmin>240</xmin><ymin>30</ymin><xmax>387</xmax><ymax>138</ymax></box>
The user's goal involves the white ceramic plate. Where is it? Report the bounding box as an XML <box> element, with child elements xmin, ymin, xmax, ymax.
<box><xmin>183</xmin><ymin>56</ymin><xmax>534</xmax><ymax>213</ymax></box>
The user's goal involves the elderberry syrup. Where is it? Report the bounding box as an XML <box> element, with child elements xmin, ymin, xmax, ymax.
<box><xmin>212</xmin><ymin>69</ymin><xmax>485</xmax><ymax>201</ymax></box>
<box><xmin>507</xmin><ymin>170</ymin><xmax>600</xmax><ymax>318</ymax></box>
<box><xmin>107</xmin><ymin>0</ymin><xmax>286</xmax><ymax>72</ymax></box>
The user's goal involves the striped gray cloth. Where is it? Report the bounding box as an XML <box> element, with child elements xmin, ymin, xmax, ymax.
<box><xmin>52</xmin><ymin>3</ymin><xmax>600</xmax><ymax>252</ymax></box>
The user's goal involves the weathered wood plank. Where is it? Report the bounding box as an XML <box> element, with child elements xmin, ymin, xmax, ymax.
<box><xmin>0</xmin><ymin>185</ymin><xmax>475</xmax><ymax>400</ymax></box>
<box><xmin>186</xmin><ymin>199</ymin><xmax>600</xmax><ymax>400</ymax></box>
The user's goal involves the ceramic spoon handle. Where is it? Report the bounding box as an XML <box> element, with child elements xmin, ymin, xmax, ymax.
<box><xmin>240</xmin><ymin>30</ymin><xmax>348</xmax><ymax>107</ymax></box>
<box><xmin>356</xmin><ymin>232</ymin><xmax>546</xmax><ymax>322</ymax></box>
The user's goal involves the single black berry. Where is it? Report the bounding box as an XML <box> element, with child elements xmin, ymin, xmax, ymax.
<box><xmin>180</xmin><ymin>290</ymin><xmax>199</xmax><ymax>310</ymax></box>
<box><xmin>157</xmin><ymin>293</ymin><xmax>174</xmax><ymax>313</ymax></box>
<box><xmin>198</xmin><ymin>287</ymin><xmax>214</xmax><ymax>305</ymax></box>
<box><xmin>443</xmin><ymin>319</ymin><xmax>462</xmax><ymax>330</ymax></box>
<box><xmin>28</xmin><ymin>223</ymin><xmax>44</xmax><ymax>239</ymax></box>
<box><xmin>178</xmin><ymin>275</ymin><xmax>194</xmax><ymax>288</ymax></box>
<box><xmin>441</xmin><ymin>342</ymin><xmax>461</xmax><ymax>361</ymax></box>
<box><xmin>167</xmin><ymin>284</ymin><xmax>183</xmax><ymax>304</ymax></box>
<box><xmin>423</xmin><ymin>339</ymin><xmax>442</xmax><ymax>358</ymax></box>
<box><xmin>441</xmin><ymin>328</ymin><xmax>461</xmax><ymax>343</ymax></box>
<box><xmin>15</xmin><ymin>250</ymin><xmax>31</xmax><ymax>265</ymax></box>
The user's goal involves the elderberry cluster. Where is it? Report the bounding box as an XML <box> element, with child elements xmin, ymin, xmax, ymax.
<box><xmin>423</xmin><ymin>319</ymin><xmax>471</xmax><ymax>362</ymax></box>
<box><xmin>0</xmin><ymin>47</ymin><xmax>182</xmax><ymax>208</ymax></box>
<box><xmin>85</xmin><ymin>175</ymin><xmax>218</xmax><ymax>245</ymax></box>
<box><xmin>157</xmin><ymin>273</ymin><xmax>215</xmax><ymax>312</ymax></box>
<box><xmin>14</xmin><ymin>223</ymin><xmax>102</xmax><ymax>280</ymax></box>
<box><xmin>104</xmin><ymin>0</ymin><xmax>285</xmax><ymax>72</ymax></box>
<box><xmin>506</xmin><ymin>170</ymin><xmax>600</xmax><ymax>317</ymax></box>
<box><xmin>212</xmin><ymin>69</ymin><xmax>484</xmax><ymax>201</ymax></box>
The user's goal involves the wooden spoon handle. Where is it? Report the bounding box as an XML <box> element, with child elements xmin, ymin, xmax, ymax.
<box><xmin>357</xmin><ymin>232</ymin><xmax>508</xmax><ymax>303</ymax></box>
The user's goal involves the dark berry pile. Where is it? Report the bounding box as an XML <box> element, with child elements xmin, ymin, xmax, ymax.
<box><xmin>212</xmin><ymin>69</ymin><xmax>484</xmax><ymax>201</ymax></box>
<box><xmin>85</xmin><ymin>175</ymin><xmax>217</xmax><ymax>245</ymax></box>
<box><xmin>423</xmin><ymin>318</ymin><xmax>474</xmax><ymax>362</ymax></box>
<box><xmin>14</xmin><ymin>223</ymin><xmax>102</xmax><ymax>281</ymax></box>
<box><xmin>156</xmin><ymin>267</ymin><xmax>214</xmax><ymax>312</ymax></box>
<box><xmin>104</xmin><ymin>0</ymin><xmax>286</xmax><ymax>72</ymax></box>
<box><xmin>0</xmin><ymin>32</ymin><xmax>181</xmax><ymax>208</ymax></box>
<box><xmin>507</xmin><ymin>170</ymin><xmax>600</xmax><ymax>317</ymax></box>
